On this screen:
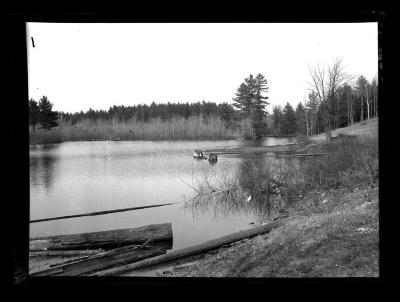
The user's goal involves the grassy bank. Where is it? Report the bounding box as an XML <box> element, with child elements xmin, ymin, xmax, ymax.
<box><xmin>124</xmin><ymin>122</ymin><xmax>379</xmax><ymax>277</ymax></box>
<box><xmin>29</xmin><ymin>116</ymin><xmax>240</xmax><ymax>144</ymax></box>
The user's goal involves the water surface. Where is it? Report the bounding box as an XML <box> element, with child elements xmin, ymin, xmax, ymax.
<box><xmin>30</xmin><ymin>138</ymin><xmax>293</xmax><ymax>250</ymax></box>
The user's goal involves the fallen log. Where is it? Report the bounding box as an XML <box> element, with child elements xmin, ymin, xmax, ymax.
<box><xmin>30</xmin><ymin>202</ymin><xmax>176</xmax><ymax>223</ymax></box>
<box><xmin>282</xmin><ymin>153</ymin><xmax>327</xmax><ymax>157</ymax></box>
<box><xmin>30</xmin><ymin>245</ymin><xmax>166</xmax><ymax>276</ymax></box>
<box><xmin>29</xmin><ymin>249</ymin><xmax>104</xmax><ymax>257</ymax></box>
<box><xmin>29</xmin><ymin>223</ymin><xmax>173</xmax><ymax>251</ymax></box>
<box><xmin>49</xmin><ymin>255</ymin><xmax>91</xmax><ymax>267</ymax></box>
<box><xmin>91</xmin><ymin>220</ymin><xmax>280</xmax><ymax>276</ymax></box>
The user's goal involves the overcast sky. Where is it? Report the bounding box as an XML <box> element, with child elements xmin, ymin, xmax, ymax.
<box><xmin>27</xmin><ymin>22</ymin><xmax>378</xmax><ymax>114</ymax></box>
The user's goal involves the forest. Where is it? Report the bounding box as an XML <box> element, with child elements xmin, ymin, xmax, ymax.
<box><xmin>29</xmin><ymin>58</ymin><xmax>378</xmax><ymax>143</ymax></box>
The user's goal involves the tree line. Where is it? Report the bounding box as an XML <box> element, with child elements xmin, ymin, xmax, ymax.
<box><xmin>271</xmin><ymin>59</ymin><xmax>378</xmax><ymax>139</ymax></box>
<box><xmin>59</xmin><ymin>101</ymin><xmax>237</xmax><ymax>125</ymax></box>
<box><xmin>29</xmin><ymin>59</ymin><xmax>378</xmax><ymax>143</ymax></box>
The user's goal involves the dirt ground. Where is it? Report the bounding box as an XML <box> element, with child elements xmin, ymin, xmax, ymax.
<box><xmin>123</xmin><ymin>184</ymin><xmax>378</xmax><ymax>277</ymax></box>
<box><xmin>122</xmin><ymin>119</ymin><xmax>379</xmax><ymax>278</ymax></box>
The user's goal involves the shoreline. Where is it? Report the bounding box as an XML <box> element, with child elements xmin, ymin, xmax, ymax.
<box><xmin>120</xmin><ymin>118</ymin><xmax>379</xmax><ymax>277</ymax></box>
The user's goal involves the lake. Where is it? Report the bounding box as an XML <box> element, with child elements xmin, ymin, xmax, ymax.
<box><xmin>30</xmin><ymin>138</ymin><xmax>294</xmax><ymax>250</ymax></box>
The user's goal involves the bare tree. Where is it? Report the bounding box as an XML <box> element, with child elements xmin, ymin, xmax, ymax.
<box><xmin>343</xmin><ymin>83</ymin><xmax>354</xmax><ymax>125</ymax></box>
<box><xmin>305</xmin><ymin>91</ymin><xmax>319</xmax><ymax>136</ymax></box>
<box><xmin>308</xmin><ymin>58</ymin><xmax>352</xmax><ymax>142</ymax></box>
<box><xmin>366</xmin><ymin>81</ymin><xmax>371</xmax><ymax>120</ymax></box>
<box><xmin>356</xmin><ymin>75</ymin><xmax>368</xmax><ymax>122</ymax></box>
<box><xmin>371</xmin><ymin>76</ymin><xmax>378</xmax><ymax>118</ymax></box>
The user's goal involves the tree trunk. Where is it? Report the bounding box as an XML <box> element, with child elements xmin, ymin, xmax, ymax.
<box><xmin>325</xmin><ymin>99</ymin><xmax>332</xmax><ymax>143</ymax></box>
<box><xmin>360</xmin><ymin>93</ymin><xmax>364</xmax><ymax>122</ymax></box>
<box><xmin>325</xmin><ymin>123</ymin><xmax>332</xmax><ymax>143</ymax></box>
<box><xmin>30</xmin><ymin>245</ymin><xmax>166</xmax><ymax>276</ymax></box>
<box><xmin>337</xmin><ymin>93</ymin><xmax>340</xmax><ymax>128</ymax></box>
<box><xmin>347</xmin><ymin>96</ymin><xmax>351</xmax><ymax>126</ymax></box>
<box><xmin>30</xmin><ymin>223</ymin><xmax>173</xmax><ymax>251</ymax></box>
<box><xmin>350</xmin><ymin>95</ymin><xmax>354</xmax><ymax>124</ymax></box>
<box><xmin>366</xmin><ymin>88</ymin><xmax>370</xmax><ymax>120</ymax></box>
<box><xmin>91</xmin><ymin>221</ymin><xmax>280</xmax><ymax>277</ymax></box>
<box><xmin>305</xmin><ymin>114</ymin><xmax>310</xmax><ymax>136</ymax></box>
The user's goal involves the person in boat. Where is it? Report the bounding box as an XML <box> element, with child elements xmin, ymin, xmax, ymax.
<box><xmin>193</xmin><ymin>149</ymin><xmax>204</xmax><ymax>158</ymax></box>
<box><xmin>208</xmin><ymin>153</ymin><xmax>217</xmax><ymax>162</ymax></box>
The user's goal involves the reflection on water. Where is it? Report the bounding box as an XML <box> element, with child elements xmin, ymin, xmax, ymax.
<box><xmin>183</xmin><ymin>139</ymin><xmax>294</xmax><ymax>225</ymax></box>
<box><xmin>30</xmin><ymin>144</ymin><xmax>60</xmax><ymax>191</ymax></box>
<box><xmin>30</xmin><ymin>138</ymin><xmax>294</xmax><ymax>250</ymax></box>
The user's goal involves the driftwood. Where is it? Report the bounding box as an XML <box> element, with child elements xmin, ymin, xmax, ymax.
<box><xmin>284</xmin><ymin>153</ymin><xmax>327</xmax><ymax>157</ymax></box>
<box><xmin>29</xmin><ymin>223</ymin><xmax>173</xmax><ymax>251</ymax></box>
<box><xmin>49</xmin><ymin>255</ymin><xmax>91</xmax><ymax>267</ymax></box>
<box><xmin>29</xmin><ymin>249</ymin><xmax>104</xmax><ymax>257</ymax></box>
<box><xmin>91</xmin><ymin>221</ymin><xmax>280</xmax><ymax>276</ymax></box>
<box><xmin>30</xmin><ymin>202</ymin><xmax>176</xmax><ymax>223</ymax></box>
<box><xmin>30</xmin><ymin>245</ymin><xmax>166</xmax><ymax>276</ymax></box>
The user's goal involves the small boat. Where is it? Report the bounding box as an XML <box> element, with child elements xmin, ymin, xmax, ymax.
<box><xmin>193</xmin><ymin>149</ymin><xmax>205</xmax><ymax>159</ymax></box>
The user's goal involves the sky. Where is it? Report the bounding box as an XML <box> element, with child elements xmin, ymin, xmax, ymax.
<box><xmin>26</xmin><ymin>23</ymin><xmax>378</xmax><ymax>114</ymax></box>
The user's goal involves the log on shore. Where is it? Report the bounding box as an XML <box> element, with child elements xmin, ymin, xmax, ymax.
<box><xmin>29</xmin><ymin>249</ymin><xmax>105</xmax><ymax>257</ymax></box>
<box><xmin>29</xmin><ymin>223</ymin><xmax>173</xmax><ymax>251</ymax></box>
<box><xmin>30</xmin><ymin>245</ymin><xmax>167</xmax><ymax>276</ymax></box>
<box><xmin>91</xmin><ymin>221</ymin><xmax>280</xmax><ymax>276</ymax></box>
<box><xmin>30</xmin><ymin>202</ymin><xmax>176</xmax><ymax>223</ymax></box>
<box><xmin>282</xmin><ymin>153</ymin><xmax>327</xmax><ymax>157</ymax></box>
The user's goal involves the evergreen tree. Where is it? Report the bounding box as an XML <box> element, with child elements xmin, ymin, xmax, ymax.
<box><xmin>295</xmin><ymin>102</ymin><xmax>307</xmax><ymax>135</ymax></box>
<box><xmin>29</xmin><ymin>99</ymin><xmax>40</xmax><ymax>132</ymax></box>
<box><xmin>305</xmin><ymin>91</ymin><xmax>320</xmax><ymax>135</ymax></box>
<box><xmin>355</xmin><ymin>75</ymin><xmax>367</xmax><ymax>122</ymax></box>
<box><xmin>252</xmin><ymin>74</ymin><xmax>270</xmax><ymax>137</ymax></box>
<box><xmin>38</xmin><ymin>96</ymin><xmax>60</xmax><ymax>130</ymax></box>
<box><xmin>232</xmin><ymin>73</ymin><xmax>270</xmax><ymax>137</ymax></box>
<box><xmin>232</xmin><ymin>81</ymin><xmax>252</xmax><ymax>118</ymax></box>
<box><xmin>282</xmin><ymin>102</ymin><xmax>296</xmax><ymax>135</ymax></box>
<box><xmin>272</xmin><ymin>106</ymin><xmax>283</xmax><ymax>136</ymax></box>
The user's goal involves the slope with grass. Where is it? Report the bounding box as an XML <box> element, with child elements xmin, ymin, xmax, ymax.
<box><xmin>309</xmin><ymin>117</ymin><xmax>378</xmax><ymax>144</ymax></box>
<box><xmin>122</xmin><ymin>118</ymin><xmax>379</xmax><ymax>277</ymax></box>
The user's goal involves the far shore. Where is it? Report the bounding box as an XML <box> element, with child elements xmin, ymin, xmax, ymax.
<box><xmin>29</xmin><ymin>117</ymin><xmax>377</xmax><ymax>146</ymax></box>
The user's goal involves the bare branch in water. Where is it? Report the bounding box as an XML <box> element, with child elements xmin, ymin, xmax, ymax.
<box><xmin>178</xmin><ymin>176</ymin><xmax>200</xmax><ymax>193</ymax></box>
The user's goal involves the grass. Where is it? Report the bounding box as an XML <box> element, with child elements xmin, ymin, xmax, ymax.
<box><xmin>301</xmin><ymin>135</ymin><xmax>379</xmax><ymax>190</ymax></box>
<box><xmin>131</xmin><ymin>130</ymin><xmax>379</xmax><ymax>277</ymax></box>
<box><xmin>29</xmin><ymin>116</ymin><xmax>240</xmax><ymax>144</ymax></box>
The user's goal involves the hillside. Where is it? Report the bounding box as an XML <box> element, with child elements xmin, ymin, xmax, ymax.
<box><xmin>121</xmin><ymin>118</ymin><xmax>379</xmax><ymax>277</ymax></box>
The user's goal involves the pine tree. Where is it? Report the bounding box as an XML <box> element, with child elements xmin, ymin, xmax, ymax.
<box><xmin>38</xmin><ymin>96</ymin><xmax>60</xmax><ymax>130</ymax></box>
<box><xmin>252</xmin><ymin>74</ymin><xmax>270</xmax><ymax>137</ymax></box>
<box><xmin>282</xmin><ymin>102</ymin><xmax>296</xmax><ymax>135</ymax></box>
<box><xmin>305</xmin><ymin>91</ymin><xmax>320</xmax><ymax>135</ymax></box>
<box><xmin>272</xmin><ymin>106</ymin><xmax>283</xmax><ymax>136</ymax></box>
<box><xmin>232</xmin><ymin>81</ymin><xmax>252</xmax><ymax>118</ymax></box>
<box><xmin>29</xmin><ymin>98</ymin><xmax>40</xmax><ymax>132</ymax></box>
<box><xmin>355</xmin><ymin>75</ymin><xmax>367</xmax><ymax>122</ymax></box>
<box><xmin>295</xmin><ymin>102</ymin><xmax>307</xmax><ymax>135</ymax></box>
<box><xmin>232</xmin><ymin>73</ymin><xmax>270</xmax><ymax>137</ymax></box>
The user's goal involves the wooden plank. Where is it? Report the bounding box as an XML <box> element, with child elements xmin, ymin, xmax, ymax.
<box><xmin>91</xmin><ymin>221</ymin><xmax>280</xmax><ymax>276</ymax></box>
<box><xmin>29</xmin><ymin>223</ymin><xmax>172</xmax><ymax>251</ymax></box>
<box><xmin>30</xmin><ymin>202</ymin><xmax>176</xmax><ymax>223</ymax></box>
<box><xmin>30</xmin><ymin>245</ymin><xmax>166</xmax><ymax>276</ymax></box>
